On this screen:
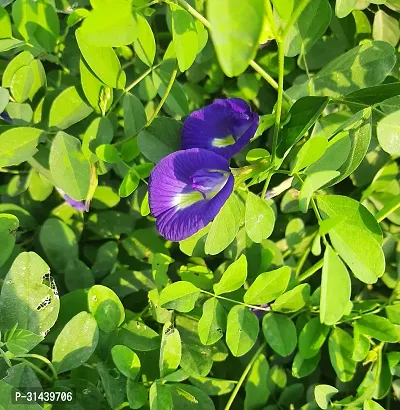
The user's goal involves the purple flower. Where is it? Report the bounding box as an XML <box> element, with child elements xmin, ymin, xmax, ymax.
<box><xmin>0</xmin><ymin>111</ymin><xmax>12</xmax><ymax>124</ymax></box>
<box><xmin>148</xmin><ymin>148</ymin><xmax>234</xmax><ymax>241</ymax></box>
<box><xmin>181</xmin><ymin>98</ymin><xmax>259</xmax><ymax>159</ymax></box>
<box><xmin>56</xmin><ymin>188</ymin><xmax>86</xmax><ymax>212</ymax></box>
<box><xmin>251</xmin><ymin>303</ymin><xmax>271</xmax><ymax>319</ymax></box>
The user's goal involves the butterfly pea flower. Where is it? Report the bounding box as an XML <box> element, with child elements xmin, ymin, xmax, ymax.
<box><xmin>149</xmin><ymin>148</ymin><xmax>234</xmax><ymax>241</ymax></box>
<box><xmin>181</xmin><ymin>98</ymin><xmax>259</xmax><ymax>159</ymax></box>
<box><xmin>56</xmin><ymin>188</ymin><xmax>87</xmax><ymax>212</ymax></box>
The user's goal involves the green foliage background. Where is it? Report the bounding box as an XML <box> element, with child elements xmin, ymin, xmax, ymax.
<box><xmin>0</xmin><ymin>0</ymin><xmax>399</xmax><ymax>409</ymax></box>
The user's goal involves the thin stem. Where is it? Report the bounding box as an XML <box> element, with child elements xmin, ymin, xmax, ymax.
<box><xmin>107</xmin><ymin>63</ymin><xmax>161</xmax><ymax>117</ymax></box>
<box><xmin>12</xmin><ymin>357</ymin><xmax>53</xmax><ymax>383</ymax></box>
<box><xmin>224</xmin><ymin>342</ymin><xmax>266</xmax><ymax>410</ymax></box>
<box><xmin>281</xmin><ymin>0</ymin><xmax>312</xmax><ymax>38</ymax></box>
<box><xmin>113</xmin><ymin>64</ymin><xmax>177</xmax><ymax>146</ymax></box>
<box><xmin>16</xmin><ymin>353</ymin><xmax>58</xmax><ymax>381</ymax></box>
<box><xmin>176</xmin><ymin>0</ymin><xmax>210</xmax><ymax>28</ymax></box>
<box><xmin>332</xmin><ymin>98</ymin><xmax>384</xmax><ymax>116</ymax></box>
<box><xmin>271</xmin><ymin>42</ymin><xmax>285</xmax><ymax>162</ymax></box>
<box><xmin>261</xmin><ymin>170</ymin><xmax>274</xmax><ymax>199</ymax></box>
<box><xmin>201</xmin><ymin>290</ymin><xmax>271</xmax><ymax>312</ymax></box>
<box><xmin>146</xmin><ymin>66</ymin><xmax>178</xmax><ymax>126</ymax></box>
<box><xmin>296</xmin><ymin>246</ymin><xmax>311</xmax><ymax>276</ymax></box>
<box><xmin>376</xmin><ymin>196</ymin><xmax>400</xmax><ymax>223</ymax></box>
<box><xmin>249</xmin><ymin>61</ymin><xmax>291</xmax><ymax>103</ymax></box>
<box><xmin>297</xmin><ymin>258</ymin><xmax>323</xmax><ymax>282</ymax></box>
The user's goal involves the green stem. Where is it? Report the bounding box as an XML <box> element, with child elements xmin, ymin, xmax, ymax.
<box><xmin>176</xmin><ymin>0</ymin><xmax>210</xmax><ymax>28</ymax></box>
<box><xmin>201</xmin><ymin>290</ymin><xmax>271</xmax><ymax>312</ymax></box>
<box><xmin>296</xmin><ymin>245</ymin><xmax>311</xmax><ymax>276</ymax></box>
<box><xmin>15</xmin><ymin>353</ymin><xmax>58</xmax><ymax>381</ymax></box>
<box><xmin>331</xmin><ymin>98</ymin><xmax>384</xmax><ymax>116</ymax></box>
<box><xmin>146</xmin><ymin>66</ymin><xmax>178</xmax><ymax>126</ymax></box>
<box><xmin>271</xmin><ymin>42</ymin><xmax>285</xmax><ymax>162</ymax></box>
<box><xmin>224</xmin><ymin>342</ymin><xmax>266</xmax><ymax>410</ymax></box>
<box><xmin>113</xmin><ymin>64</ymin><xmax>177</xmax><ymax>146</ymax></box>
<box><xmin>261</xmin><ymin>170</ymin><xmax>274</xmax><ymax>199</ymax></box>
<box><xmin>249</xmin><ymin>61</ymin><xmax>291</xmax><ymax>102</ymax></box>
<box><xmin>376</xmin><ymin>196</ymin><xmax>400</xmax><ymax>223</ymax></box>
<box><xmin>12</xmin><ymin>358</ymin><xmax>53</xmax><ymax>384</ymax></box>
<box><xmin>107</xmin><ymin>62</ymin><xmax>161</xmax><ymax>117</ymax></box>
<box><xmin>297</xmin><ymin>258</ymin><xmax>323</xmax><ymax>282</ymax></box>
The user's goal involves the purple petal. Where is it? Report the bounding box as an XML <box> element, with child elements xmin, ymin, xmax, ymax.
<box><xmin>0</xmin><ymin>111</ymin><xmax>12</xmax><ymax>124</ymax></box>
<box><xmin>181</xmin><ymin>98</ymin><xmax>259</xmax><ymax>159</ymax></box>
<box><xmin>64</xmin><ymin>194</ymin><xmax>87</xmax><ymax>211</ymax></box>
<box><xmin>148</xmin><ymin>148</ymin><xmax>234</xmax><ymax>241</ymax></box>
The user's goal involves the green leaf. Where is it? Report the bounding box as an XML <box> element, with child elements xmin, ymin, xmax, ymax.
<box><xmin>364</xmin><ymin>400</ymin><xmax>385</xmax><ymax>410</ymax></box>
<box><xmin>81</xmin><ymin>0</ymin><xmax>137</xmax><ymax>47</ymax></box>
<box><xmin>272</xmin><ymin>284</ymin><xmax>310</xmax><ymax>313</ymax></box>
<box><xmin>244</xmin><ymin>353</ymin><xmax>270</xmax><ymax>410</ymax></box>
<box><xmin>76</xmin><ymin>28</ymin><xmax>126</xmax><ymax>89</ymax></box>
<box><xmin>354</xmin><ymin>315</ymin><xmax>398</xmax><ymax>342</ymax></box>
<box><xmin>137</xmin><ymin>117</ymin><xmax>181</xmax><ymax>163</ymax></box>
<box><xmin>262</xmin><ymin>313</ymin><xmax>297</xmax><ymax>357</ymax></box>
<box><xmin>189</xmin><ymin>376</ymin><xmax>235</xmax><ymax>396</ymax></box>
<box><xmin>335</xmin><ymin>0</ymin><xmax>359</xmax><ymax>18</ymax></box>
<box><xmin>291</xmin><ymin>136</ymin><xmax>329</xmax><ymax>175</ymax></box>
<box><xmin>111</xmin><ymin>344</ymin><xmax>141</xmax><ymax>379</ymax></box>
<box><xmin>28</xmin><ymin>59</ymin><xmax>46</xmax><ymax>100</ymax></box>
<box><xmin>124</xmin><ymin>93</ymin><xmax>147</xmax><ymax>139</ymax></box>
<box><xmin>117</xmin><ymin>318</ymin><xmax>160</xmax><ymax>351</ymax></box>
<box><xmin>160</xmin><ymin>322</ymin><xmax>182</xmax><ymax>377</ymax></box>
<box><xmin>49</xmin><ymin>86</ymin><xmax>93</xmax><ymax>130</ymax></box>
<box><xmin>95</xmin><ymin>144</ymin><xmax>121</xmax><ymax>163</ymax></box>
<box><xmin>284</xmin><ymin>0</ymin><xmax>332</xmax><ymax>57</ymax></box>
<box><xmin>243</xmin><ymin>266</ymin><xmax>291</xmax><ymax>305</ymax></box>
<box><xmin>0</xmin><ymin>127</ymin><xmax>43</xmax><ymax>168</ymax></box>
<box><xmin>213</xmin><ymin>254</ymin><xmax>247</xmax><ymax>295</ymax></box>
<box><xmin>80</xmin><ymin>58</ymin><xmax>113</xmax><ymax>114</ymax></box>
<box><xmin>5</xmin><ymin>329</ymin><xmax>43</xmax><ymax>355</ymax></box>
<box><xmin>159</xmin><ymin>281</ymin><xmax>200</xmax><ymax>313</ymax></box>
<box><xmin>150</xmin><ymin>382</ymin><xmax>173</xmax><ymax>410</ymax></box>
<box><xmin>134</xmin><ymin>13</ymin><xmax>156</xmax><ymax>67</ymax></box>
<box><xmin>316</xmin><ymin>195</ymin><xmax>385</xmax><ymax>284</ymax></box>
<box><xmin>276</xmin><ymin>96</ymin><xmax>329</xmax><ymax>162</ymax></box>
<box><xmin>292</xmin><ymin>351</ymin><xmax>321</xmax><ymax>378</ymax></box>
<box><xmin>198</xmin><ymin>297</ymin><xmax>227</xmax><ymax>345</ymax></box>
<box><xmin>298</xmin><ymin>171</ymin><xmax>339</xmax><ymax>213</ymax></box>
<box><xmin>119</xmin><ymin>171</ymin><xmax>140</xmax><ymax>197</ymax></box>
<box><xmin>0</xmin><ymin>87</ymin><xmax>9</xmax><ymax>113</ymax></box>
<box><xmin>50</xmin><ymin>131</ymin><xmax>91</xmax><ymax>201</ymax></box>
<box><xmin>2</xmin><ymin>51</ymin><xmax>34</xmax><ymax>87</ymax></box>
<box><xmin>10</xmin><ymin>65</ymin><xmax>33</xmax><ymax>103</ymax></box>
<box><xmin>35</xmin><ymin>0</ymin><xmax>59</xmax><ymax>52</ymax></box>
<box><xmin>320</xmin><ymin>245</ymin><xmax>351</xmax><ymax>325</ymax></box>
<box><xmin>226</xmin><ymin>305</ymin><xmax>259</xmax><ymax>357</ymax></box>
<box><xmin>377</xmin><ymin>110</ymin><xmax>400</xmax><ymax>156</ymax></box>
<box><xmin>238</xmin><ymin>73</ymin><xmax>260</xmax><ymax>100</ymax></box>
<box><xmin>39</xmin><ymin>218</ymin><xmax>78</xmax><ymax>273</ymax></box>
<box><xmin>352</xmin><ymin>330</ymin><xmax>370</xmax><ymax>362</ymax></box>
<box><xmin>167</xmin><ymin>384</ymin><xmax>215</xmax><ymax>410</ymax></box>
<box><xmin>245</xmin><ymin>192</ymin><xmax>275</xmax><ymax>243</ymax></box>
<box><xmin>171</xmin><ymin>6</ymin><xmax>198</xmax><ymax>72</ymax></box>
<box><xmin>0</xmin><ymin>6</ymin><xmax>12</xmax><ymax>38</ymax></box>
<box><xmin>205</xmin><ymin>193</ymin><xmax>244</xmax><ymax>255</ymax></box>
<box><xmin>0</xmin><ymin>213</ymin><xmax>18</xmax><ymax>268</ymax></box>
<box><xmin>328</xmin><ymin>328</ymin><xmax>356</xmax><ymax>382</ymax></box>
<box><xmin>271</xmin><ymin>0</ymin><xmax>293</xmax><ymax>20</ymax></box>
<box><xmin>88</xmin><ymin>285</ymin><xmax>125</xmax><ymax>332</ymax></box>
<box><xmin>373</xmin><ymin>10</ymin><xmax>400</xmax><ymax>47</ymax></box>
<box><xmin>207</xmin><ymin>0</ymin><xmax>265</xmax><ymax>77</ymax></box>
<box><xmin>82</xmin><ymin>117</ymin><xmax>114</xmax><ymax>163</ymax></box>
<box><xmin>127</xmin><ymin>380</ymin><xmax>148</xmax><ymax>409</ymax></box>
<box><xmin>52</xmin><ymin>311</ymin><xmax>99</xmax><ymax>374</ymax></box>
<box><xmin>12</xmin><ymin>0</ymin><xmax>37</xmax><ymax>41</ymax></box>
<box><xmin>288</xmin><ymin>41</ymin><xmax>396</xmax><ymax>98</ymax></box>
<box><xmin>299</xmin><ymin>317</ymin><xmax>329</xmax><ymax>359</ymax></box>
<box><xmin>0</xmin><ymin>381</ymin><xmax>43</xmax><ymax>410</ymax></box>
<box><xmin>65</xmin><ymin>259</ymin><xmax>94</xmax><ymax>291</ymax></box>
<box><xmin>314</xmin><ymin>384</ymin><xmax>338</xmax><ymax>410</ymax></box>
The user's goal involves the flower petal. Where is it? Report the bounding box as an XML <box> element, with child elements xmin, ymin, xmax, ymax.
<box><xmin>149</xmin><ymin>148</ymin><xmax>234</xmax><ymax>241</ymax></box>
<box><xmin>181</xmin><ymin>98</ymin><xmax>259</xmax><ymax>159</ymax></box>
